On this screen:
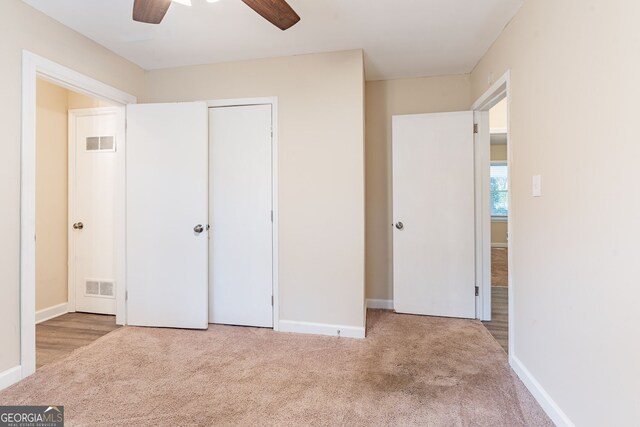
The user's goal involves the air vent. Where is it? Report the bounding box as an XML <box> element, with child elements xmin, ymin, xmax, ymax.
<box><xmin>86</xmin><ymin>137</ymin><xmax>100</xmax><ymax>151</ymax></box>
<box><xmin>85</xmin><ymin>280</ymin><xmax>100</xmax><ymax>295</ymax></box>
<box><xmin>85</xmin><ymin>280</ymin><xmax>115</xmax><ymax>298</ymax></box>
<box><xmin>99</xmin><ymin>281</ymin><xmax>114</xmax><ymax>297</ymax></box>
<box><xmin>86</xmin><ymin>136</ymin><xmax>116</xmax><ymax>152</ymax></box>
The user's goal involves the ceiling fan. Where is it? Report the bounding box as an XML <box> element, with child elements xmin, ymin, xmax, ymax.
<box><xmin>132</xmin><ymin>0</ymin><xmax>300</xmax><ymax>30</ymax></box>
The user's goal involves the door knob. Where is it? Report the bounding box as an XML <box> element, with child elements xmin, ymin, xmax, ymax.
<box><xmin>73</xmin><ymin>222</ymin><xmax>84</xmax><ymax>230</ymax></box>
<box><xmin>193</xmin><ymin>224</ymin><xmax>204</xmax><ymax>234</ymax></box>
<box><xmin>395</xmin><ymin>222</ymin><xmax>404</xmax><ymax>230</ymax></box>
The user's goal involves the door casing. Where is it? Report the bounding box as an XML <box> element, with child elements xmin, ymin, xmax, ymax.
<box><xmin>20</xmin><ymin>51</ymin><xmax>135</xmax><ymax>379</ymax></box>
<box><xmin>471</xmin><ymin>70</ymin><xmax>513</xmax><ymax>355</ymax></box>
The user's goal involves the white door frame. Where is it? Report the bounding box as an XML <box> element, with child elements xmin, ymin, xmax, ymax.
<box><xmin>206</xmin><ymin>98</ymin><xmax>280</xmax><ymax>331</ymax></box>
<box><xmin>21</xmin><ymin>51</ymin><xmax>135</xmax><ymax>378</ymax></box>
<box><xmin>471</xmin><ymin>70</ymin><xmax>513</xmax><ymax>354</ymax></box>
<box><xmin>67</xmin><ymin>107</ymin><xmax>124</xmax><ymax>315</ymax></box>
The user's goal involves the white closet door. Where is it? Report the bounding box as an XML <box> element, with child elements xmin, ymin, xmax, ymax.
<box><xmin>392</xmin><ymin>111</ymin><xmax>476</xmax><ymax>319</ymax></box>
<box><xmin>126</xmin><ymin>102</ymin><xmax>208</xmax><ymax>329</ymax></box>
<box><xmin>209</xmin><ymin>105</ymin><xmax>273</xmax><ymax>328</ymax></box>
<box><xmin>71</xmin><ymin>109</ymin><xmax>120</xmax><ymax>315</ymax></box>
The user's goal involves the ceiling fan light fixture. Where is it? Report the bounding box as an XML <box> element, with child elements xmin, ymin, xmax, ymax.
<box><xmin>172</xmin><ymin>0</ymin><xmax>192</xmax><ymax>6</ymax></box>
<box><xmin>206</xmin><ymin>0</ymin><xmax>221</xmax><ymax>3</ymax></box>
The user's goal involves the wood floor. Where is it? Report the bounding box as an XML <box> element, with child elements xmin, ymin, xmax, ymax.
<box><xmin>483</xmin><ymin>247</ymin><xmax>509</xmax><ymax>352</ymax></box>
<box><xmin>36</xmin><ymin>312</ymin><xmax>120</xmax><ymax>369</ymax></box>
<box><xmin>482</xmin><ymin>287</ymin><xmax>508</xmax><ymax>352</ymax></box>
<box><xmin>491</xmin><ymin>247</ymin><xmax>508</xmax><ymax>286</ymax></box>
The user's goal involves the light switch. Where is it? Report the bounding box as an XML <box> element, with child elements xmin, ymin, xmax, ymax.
<box><xmin>532</xmin><ymin>175</ymin><xmax>542</xmax><ymax>197</ymax></box>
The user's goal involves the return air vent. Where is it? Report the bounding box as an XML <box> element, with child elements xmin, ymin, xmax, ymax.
<box><xmin>85</xmin><ymin>280</ymin><xmax>115</xmax><ymax>298</ymax></box>
<box><xmin>85</xmin><ymin>280</ymin><xmax>100</xmax><ymax>295</ymax></box>
<box><xmin>86</xmin><ymin>136</ymin><xmax>116</xmax><ymax>152</ymax></box>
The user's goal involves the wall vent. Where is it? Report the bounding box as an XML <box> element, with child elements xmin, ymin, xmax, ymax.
<box><xmin>86</xmin><ymin>136</ymin><xmax>116</xmax><ymax>152</ymax></box>
<box><xmin>85</xmin><ymin>280</ymin><xmax>115</xmax><ymax>298</ymax></box>
<box><xmin>85</xmin><ymin>280</ymin><xmax>100</xmax><ymax>295</ymax></box>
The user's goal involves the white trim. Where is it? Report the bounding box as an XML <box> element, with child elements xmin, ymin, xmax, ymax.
<box><xmin>206</xmin><ymin>97</ymin><xmax>280</xmax><ymax>331</ymax></box>
<box><xmin>490</xmin><ymin>127</ymin><xmax>508</xmax><ymax>135</ymax></box>
<box><xmin>0</xmin><ymin>366</ymin><xmax>23</xmax><ymax>391</ymax></box>
<box><xmin>510</xmin><ymin>355</ymin><xmax>575</xmax><ymax>427</ymax></box>
<box><xmin>491</xmin><ymin>216</ymin><xmax>508</xmax><ymax>222</ymax></box>
<box><xmin>471</xmin><ymin>72</ymin><xmax>510</xmax><ymax>111</ymax></box>
<box><xmin>278</xmin><ymin>320</ymin><xmax>365</xmax><ymax>339</ymax></box>
<box><xmin>35</xmin><ymin>303</ymin><xmax>68</xmax><ymax>324</ymax></box>
<box><xmin>366</xmin><ymin>299</ymin><xmax>394</xmax><ymax>310</ymax></box>
<box><xmin>471</xmin><ymin>70</ymin><xmax>512</xmax><ymax>338</ymax></box>
<box><xmin>491</xmin><ymin>243</ymin><xmax>508</xmax><ymax>248</ymax></box>
<box><xmin>21</xmin><ymin>50</ymin><xmax>136</xmax><ymax>379</ymax></box>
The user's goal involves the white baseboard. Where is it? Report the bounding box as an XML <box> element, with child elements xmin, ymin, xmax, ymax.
<box><xmin>36</xmin><ymin>302</ymin><xmax>68</xmax><ymax>324</ymax></box>
<box><xmin>0</xmin><ymin>366</ymin><xmax>22</xmax><ymax>390</ymax></box>
<box><xmin>278</xmin><ymin>320</ymin><xmax>365</xmax><ymax>339</ymax></box>
<box><xmin>492</xmin><ymin>243</ymin><xmax>508</xmax><ymax>248</ymax></box>
<box><xmin>366</xmin><ymin>299</ymin><xmax>394</xmax><ymax>310</ymax></box>
<box><xmin>510</xmin><ymin>354</ymin><xmax>574</xmax><ymax>427</ymax></box>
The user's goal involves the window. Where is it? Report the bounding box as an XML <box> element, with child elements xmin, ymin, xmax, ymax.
<box><xmin>490</xmin><ymin>162</ymin><xmax>508</xmax><ymax>217</ymax></box>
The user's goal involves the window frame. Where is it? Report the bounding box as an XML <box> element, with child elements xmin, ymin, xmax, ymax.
<box><xmin>490</xmin><ymin>160</ymin><xmax>508</xmax><ymax>220</ymax></box>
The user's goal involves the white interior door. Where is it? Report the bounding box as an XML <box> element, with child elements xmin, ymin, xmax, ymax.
<box><xmin>392</xmin><ymin>111</ymin><xmax>476</xmax><ymax>319</ymax></box>
<box><xmin>209</xmin><ymin>105</ymin><xmax>273</xmax><ymax>328</ymax></box>
<box><xmin>71</xmin><ymin>108</ymin><xmax>121</xmax><ymax>315</ymax></box>
<box><xmin>126</xmin><ymin>102</ymin><xmax>208</xmax><ymax>329</ymax></box>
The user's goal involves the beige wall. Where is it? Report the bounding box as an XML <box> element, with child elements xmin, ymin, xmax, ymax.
<box><xmin>0</xmin><ymin>0</ymin><xmax>145</xmax><ymax>373</ymax></box>
<box><xmin>491</xmin><ymin>221</ymin><xmax>508</xmax><ymax>246</ymax></box>
<box><xmin>35</xmin><ymin>79</ymin><xmax>69</xmax><ymax>312</ymax></box>
<box><xmin>68</xmin><ymin>92</ymin><xmax>115</xmax><ymax>110</ymax></box>
<box><xmin>490</xmin><ymin>143</ymin><xmax>507</xmax><ymax>161</ymax></box>
<box><xmin>365</xmin><ymin>75</ymin><xmax>471</xmax><ymax>300</ymax></box>
<box><xmin>145</xmin><ymin>50</ymin><xmax>366</xmax><ymax>330</ymax></box>
<box><xmin>471</xmin><ymin>0</ymin><xmax>640</xmax><ymax>424</ymax></box>
<box><xmin>490</xmin><ymin>98</ymin><xmax>508</xmax><ymax>131</ymax></box>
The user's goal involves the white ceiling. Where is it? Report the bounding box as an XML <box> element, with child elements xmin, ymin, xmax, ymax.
<box><xmin>22</xmin><ymin>0</ymin><xmax>524</xmax><ymax>81</ymax></box>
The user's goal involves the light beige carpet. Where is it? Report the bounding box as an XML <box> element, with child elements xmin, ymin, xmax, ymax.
<box><xmin>492</xmin><ymin>247</ymin><xmax>509</xmax><ymax>287</ymax></box>
<box><xmin>0</xmin><ymin>310</ymin><xmax>550</xmax><ymax>426</ymax></box>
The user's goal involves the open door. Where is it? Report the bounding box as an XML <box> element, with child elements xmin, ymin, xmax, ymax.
<box><xmin>392</xmin><ymin>111</ymin><xmax>476</xmax><ymax>319</ymax></box>
<box><xmin>126</xmin><ymin>102</ymin><xmax>208</xmax><ymax>329</ymax></box>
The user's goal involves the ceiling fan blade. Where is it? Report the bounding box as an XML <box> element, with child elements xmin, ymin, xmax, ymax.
<box><xmin>241</xmin><ymin>0</ymin><xmax>300</xmax><ymax>31</ymax></box>
<box><xmin>133</xmin><ymin>0</ymin><xmax>172</xmax><ymax>24</ymax></box>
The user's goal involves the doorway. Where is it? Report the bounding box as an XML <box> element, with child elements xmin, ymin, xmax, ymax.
<box><xmin>471</xmin><ymin>71</ymin><xmax>513</xmax><ymax>355</ymax></box>
<box><xmin>34</xmin><ymin>78</ymin><xmax>124</xmax><ymax>369</ymax></box>
<box><xmin>483</xmin><ymin>98</ymin><xmax>509</xmax><ymax>352</ymax></box>
<box><xmin>21</xmin><ymin>51</ymin><xmax>135</xmax><ymax>378</ymax></box>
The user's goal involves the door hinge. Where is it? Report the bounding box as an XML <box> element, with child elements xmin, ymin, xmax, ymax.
<box><xmin>473</xmin><ymin>123</ymin><xmax>478</xmax><ymax>134</ymax></box>
<box><xmin>475</xmin><ymin>286</ymin><xmax>479</xmax><ymax>296</ymax></box>
<box><xmin>271</xmin><ymin>210</ymin><xmax>273</xmax><ymax>222</ymax></box>
<box><xmin>125</xmin><ymin>290</ymin><xmax>128</xmax><ymax>301</ymax></box>
<box><xmin>271</xmin><ymin>295</ymin><xmax>274</xmax><ymax>306</ymax></box>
